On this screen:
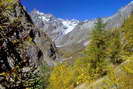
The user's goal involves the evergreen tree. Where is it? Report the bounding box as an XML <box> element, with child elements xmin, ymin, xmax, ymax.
<box><xmin>84</xmin><ymin>18</ymin><xmax>109</xmax><ymax>74</ymax></box>
<box><xmin>47</xmin><ymin>63</ymin><xmax>74</xmax><ymax>89</ymax></box>
<box><xmin>107</xmin><ymin>29</ymin><xmax>123</xmax><ymax>64</ymax></box>
<box><xmin>121</xmin><ymin>15</ymin><xmax>133</xmax><ymax>56</ymax></box>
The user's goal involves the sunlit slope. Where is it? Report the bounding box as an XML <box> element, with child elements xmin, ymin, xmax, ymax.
<box><xmin>75</xmin><ymin>60</ymin><xmax>133</xmax><ymax>89</ymax></box>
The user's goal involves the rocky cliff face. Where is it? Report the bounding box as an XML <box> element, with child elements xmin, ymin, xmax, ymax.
<box><xmin>31</xmin><ymin>1</ymin><xmax>133</xmax><ymax>56</ymax></box>
<box><xmin>31</xmin><ymin>10</ymin><xmax>80</xmax><ymax>45</ymax></box>
<box><xmin>0</xmin><ymin>0</ymin><xmax>58</xmax><ymax>88</ymax></box>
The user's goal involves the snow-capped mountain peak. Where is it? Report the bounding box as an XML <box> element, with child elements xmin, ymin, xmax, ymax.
<box><xmin>31</xmin><ymin>9</ymin><xmax>55</xmax><ymax>22</ymax></box>
<box><xmin>31</xmin><ymin>10</ymin><xmax>79</xmax><ymax>40</ymax></box>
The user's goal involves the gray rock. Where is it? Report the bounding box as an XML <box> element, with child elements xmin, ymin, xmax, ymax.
<box><xmin>0</xmin><ymin>0</ymin><xmax>59</xmax><ymax>88</ymax></box>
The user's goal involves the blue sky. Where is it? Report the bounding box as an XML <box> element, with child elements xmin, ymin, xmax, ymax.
<box><xmin>21</xmin><ymin>0</ymin><xmax>132</xmax><ymax>20</ymax></box>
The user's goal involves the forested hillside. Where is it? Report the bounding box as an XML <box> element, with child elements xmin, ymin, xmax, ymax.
<box><xmin>42</xmin><ymin>15</ymin><xmax>133</xmax><ymax>89</ymax></box>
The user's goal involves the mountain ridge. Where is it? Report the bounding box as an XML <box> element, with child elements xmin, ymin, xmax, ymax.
<box><xmin>30</xmin><ymin>1</ymin><xmax>133</xmax><ymax>58</ymax></box>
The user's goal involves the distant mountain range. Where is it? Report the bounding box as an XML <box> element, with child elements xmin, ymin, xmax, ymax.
<box><xmin>30</xmin><ymin>1</ymin><xmax>133</xmax><ymax>56</ymax></box>
<box><xmin>31</xmin><ymin>10</ymin><xmax>80</xmax><ymax>42</ymax></box>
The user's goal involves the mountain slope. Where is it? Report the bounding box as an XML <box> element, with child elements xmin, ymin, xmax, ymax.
<box><xmin>0</xmin><ymin>0</ymin><xmax>59</xmax><ymax>88</ymax></box>
<box><xmin>31</xmin><ymin>10</ymin><xmax>79</xmax><ymax>42</ymax></box>
<box><xmin>31</xmin><ymin>1</ymin><xmax>133</xmax><ymax>58</ymax></box>
<box><xmin>75</xmin><ymin>60</ymin><xmax>133</xmax><ymax>89</ymax></box>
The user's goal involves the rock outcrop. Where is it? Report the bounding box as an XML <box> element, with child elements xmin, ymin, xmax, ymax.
<box><xmin>0</xmin><ymin>0</ymin><xmax>58</xmax><ymax>88</ymax></box>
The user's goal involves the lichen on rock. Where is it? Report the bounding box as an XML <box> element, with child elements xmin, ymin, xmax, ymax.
<box><xmin>0</xmin><ymin>0</ymin><xmax>59</xmax><ymax>88</ymax></box>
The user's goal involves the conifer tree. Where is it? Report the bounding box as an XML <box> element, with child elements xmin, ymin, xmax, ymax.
<box><xmin>84</xmin><ymin>18</ymin><xmax>109</xmax><ymax>76</ymax></box>
<box><xmin>121</xmin><ymin>15</ymin><xmax>133</xmax><ymax>56</ymax></box>
<box><xmin>107</xmin><ymin>29</ymin><xmax>122</xmax><ymax>64</ymax></box>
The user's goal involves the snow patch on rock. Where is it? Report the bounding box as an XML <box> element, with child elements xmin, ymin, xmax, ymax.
<box><xmin>62</xmin><ymin>20</ymin><xmax>79</xmax><ymax>34</ymax></box>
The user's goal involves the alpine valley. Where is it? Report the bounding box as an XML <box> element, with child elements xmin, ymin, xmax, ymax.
<box><xmin>0</xmin><ymin>0</ymin><xmax>133</xmax><ymax>89</ymax></box>
<box><xmin>31</xmin><ymin>1</ymin><xmax>133</xmax><ymax>59</ymax></box>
